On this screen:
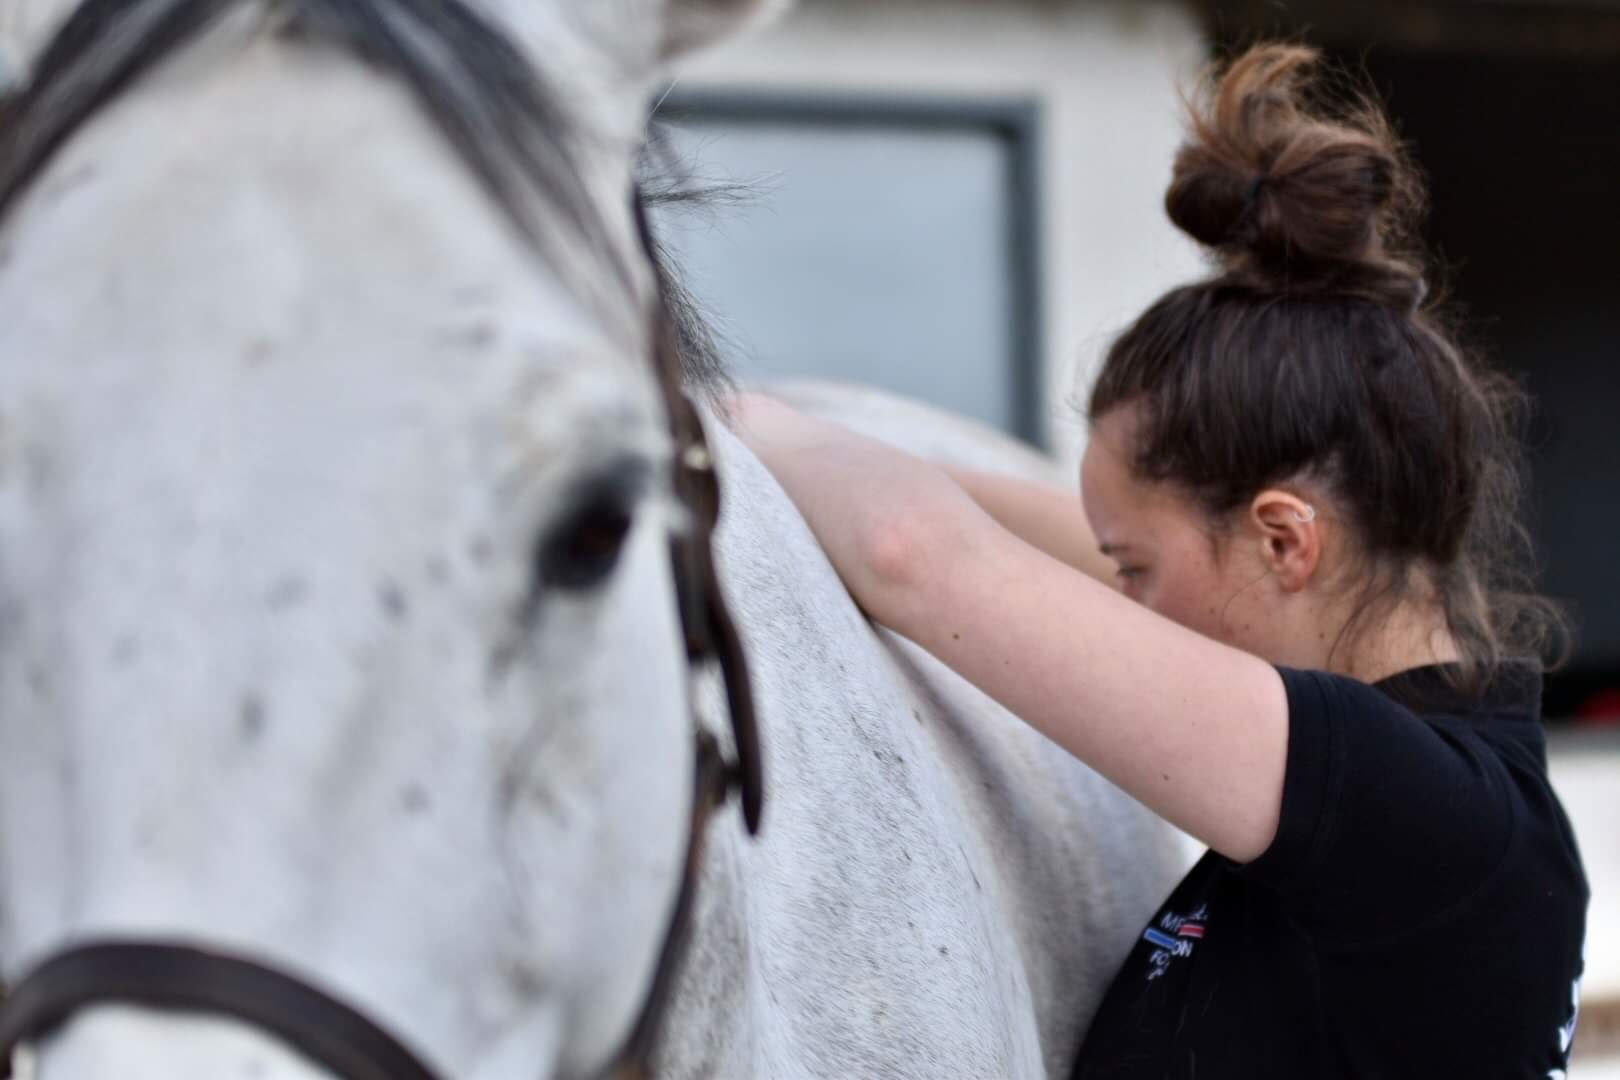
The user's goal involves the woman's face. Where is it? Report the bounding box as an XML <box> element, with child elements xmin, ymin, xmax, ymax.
<box><xmin>1081</xmin><ymin>406</ymin><xmax>1281</xmax><ymax>657</ymax></box>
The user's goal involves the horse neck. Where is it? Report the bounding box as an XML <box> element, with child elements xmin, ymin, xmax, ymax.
<box><xmin>662</xmin><ymin>415</ymin><xmax>1191</xmax><ymax>1078</ymax></box>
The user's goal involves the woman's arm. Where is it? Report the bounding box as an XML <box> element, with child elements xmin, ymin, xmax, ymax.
<box><xmin>941</xmin><ymin>465</ymin><xmax>1119</xmax><ymax>585</ymax></box>
<box><xmin>733</xmin><ymin>394</ymin><xmax>1289</xmax><ymax>863</ymax></box>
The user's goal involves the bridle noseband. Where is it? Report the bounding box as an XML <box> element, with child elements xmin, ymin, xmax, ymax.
<box><xmin>0</xmin><ymin>945</ymin><xmax>440</xmax><ymax>1080</ymax></box>
<box><xmin>0</xmin><ymin>194</ymin><xmax>765</xmax><ymax>1080</ymax></box>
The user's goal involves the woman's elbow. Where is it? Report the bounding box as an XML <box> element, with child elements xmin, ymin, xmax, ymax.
<box><xmin>855</xmin><ymin>504</ymin><xmax>977</xmax><ymax>629</ymax></box>
<box><xmin>863</xmin><ymin>512</ymin><xmax>931</xmax><ymax>595</ymax></box>
<box><xmin>832</xmin><ymin>508</ymin><xmax>936</xmax><ymax>627</ymax></box>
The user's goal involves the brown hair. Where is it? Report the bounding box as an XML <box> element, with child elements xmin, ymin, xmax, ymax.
<box><xmin>1088</xmin><ymin>44</ymin><xmax>1564</xmax><ymax>689</ymax></box>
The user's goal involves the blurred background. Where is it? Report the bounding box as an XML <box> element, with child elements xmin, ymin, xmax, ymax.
<box><xmin>649</xmin><ymin>0</ymin><xmax>1620</xmax><ymax>1071</ymax></box>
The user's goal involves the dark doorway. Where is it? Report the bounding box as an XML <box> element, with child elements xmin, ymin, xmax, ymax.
<box><xmin>1200</xmin><ymin>4</ymin><xmax>1620</xmax><ymax>721</ymax></box>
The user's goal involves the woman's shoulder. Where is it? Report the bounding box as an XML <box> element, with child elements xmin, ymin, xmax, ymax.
<box><xmin>1248</xmin><ymin>660</ymin><xmax>1570</xmax><ymax>937</ymax></box>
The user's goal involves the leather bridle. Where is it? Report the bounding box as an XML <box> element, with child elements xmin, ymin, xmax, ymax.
<box><xmin>0</xmin><ymin>190</ymin><xmax>764</xmax><ymax>1079</ymax></box>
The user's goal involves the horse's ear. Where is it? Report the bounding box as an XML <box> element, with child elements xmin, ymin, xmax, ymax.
<box><xmin>659</xmin><ymin>0</ymin><xmax>791</xmax><ymax>62</ymax></box>
<box><xmin>0</xmin><ymin>8</ymin><xmax>26</xmax><ymax>94</ymax></box>
<box><xmin>1</xmin><ymin>0</ymin><xmax>72</xmax><ymax>92</ymax></box>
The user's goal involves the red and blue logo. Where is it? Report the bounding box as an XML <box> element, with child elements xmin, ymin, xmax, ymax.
<box><xmin>1142</xmin><ymin>906</ymin><xmax>1207</xmax><ymax>981</ymax></box>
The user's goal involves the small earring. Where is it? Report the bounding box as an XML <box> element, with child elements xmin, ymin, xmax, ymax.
<box><xmin>1293</xmin><ymin>505</ymin><xmax>1317</xmax><ymax>524</ymax></box>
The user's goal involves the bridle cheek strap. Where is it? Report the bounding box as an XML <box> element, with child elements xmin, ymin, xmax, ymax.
<box><xmin>0</xmin><ymin>943</ymin><xmax>441</xmax><ymax>1080</ymax></box>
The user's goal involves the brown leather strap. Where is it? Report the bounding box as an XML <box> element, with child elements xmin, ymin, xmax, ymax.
<box><xmin>635</xmin><ymin>188</ymin><xmax>765</xmax><ymax>837</ymax></box>
<box><xmin>609</xmin><ymin>729</ymin><xmax>731</xmax><ymax>1078</ymax></box>
<box><xmin>0</xmin><ymin>943</ymin><xmax>440</xmax><ymax>1080</ymax></box>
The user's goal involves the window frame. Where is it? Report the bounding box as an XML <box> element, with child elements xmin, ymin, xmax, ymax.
<box><xmin>656</xmin><ymin>89</ymin><xmax>1049</xmax><ymax>445</ymax></box>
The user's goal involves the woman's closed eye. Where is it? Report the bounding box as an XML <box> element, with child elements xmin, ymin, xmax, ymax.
<box><xmin>1113</xmin><ymin>563</ymin><xmax>1150</xmax><ymax>598</ymax></box>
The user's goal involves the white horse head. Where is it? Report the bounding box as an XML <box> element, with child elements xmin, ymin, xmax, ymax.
<box><xmin>0</xmin><ymin>1</ymin><xmax>783</xmax><ymax>1077</ymax></box>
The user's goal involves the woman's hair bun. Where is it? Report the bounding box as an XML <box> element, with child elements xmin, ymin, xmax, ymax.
<box><xmin>1166</xmin><ymin>45</ymin><xmax>1427</xmax><ymax>308</ymax></box>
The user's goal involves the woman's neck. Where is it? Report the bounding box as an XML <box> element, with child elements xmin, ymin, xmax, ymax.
<box><xmin>1332</xmin><ymin>599</ymin><xmax>1461</xmax><ymax>685</ymax></box>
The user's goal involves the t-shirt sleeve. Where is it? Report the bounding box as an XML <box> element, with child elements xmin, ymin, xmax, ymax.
<box><xmin>1236</xmin><ymin>667</ymin><xmax>1518</xmax><ymax>943</ymax></box>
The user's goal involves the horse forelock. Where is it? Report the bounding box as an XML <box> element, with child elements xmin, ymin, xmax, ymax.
<box><xmin>0</xmin><ymin>0</ymin><xmax>733</xmax><ymax>397</ymax></box>
<box><xmin>0</xmin><ymin>0</ymin><xmax>610</xmax><ymax>271</ymax></box>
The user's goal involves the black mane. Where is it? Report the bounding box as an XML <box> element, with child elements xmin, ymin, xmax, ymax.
<box><xmin>637</xmin><ymin>124</ymin><xmax>750</xmax><ymax>398</ymax></box>
<box><xmin>0</xmin><ymin>0</ymin><xmax>732</xmax><ymax>391</ymax></box>
<box><xmin>5</xmin><ymin>0</ymin><xmax>601</xmax><ymax>250</ymax></box>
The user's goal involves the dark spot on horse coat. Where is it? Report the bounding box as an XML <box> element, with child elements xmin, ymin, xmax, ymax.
<box><xmin>498</xmin><ymin>767</ymin><xmax>570</xmax><ymax>828</ymax></box>
<box><xmin>133</xmin><ymin>815</ymin><xmax>159</xmax><ymax>851</ymax></box>
<box><xmin>426</xmin><ymin>556</ymin><xmax>451</xmax><ymax>585</ymax></box>
<box><xmin>239</xmin><ymin>694</ymin><xmax>267</xmax><ymax>742</ymax></box>
<box><xmin>243</xmin><ymin>339</ymin><xmax>275</xmax><ymax>368</ymax></box>
<box><xmin>434</xmin><ymin>321</ymin><xmax>497</xmax><ymax>350</ymax></box>
<box><xmin>378</xmin><ymin>580</ymin><xmax>409</xmax><ymax>622</ymax></box>
<box><xmin>110</xmin><ymin>634</ymin><xmax>140</xmax><ymax>667</ymax></box>
<box><xmin>501</xmin><ymin>957</ymin><xmax>543</xmax><ymax>1003</ymax></box>
<box><xmin>958</xmin><ymin>843</ymin><xmax>981</xmax><ymax>891</ymax></box>
<box><xmin>24</xmin><ymin>445</ymin><xmax>54</xmax><ymax>497</ymax></box>
<box><xmin>0</xmin><ymin>593</ymin><xmax>23</xmax><ymax>644</ymax></box>
<box><xmin>401</xmin><ymin>783</ymin><xmax>431</xmax><ymax>815</ymax></box>
<box><xmin>39</xmin><ymin>162</ymin><xmax>97</xmax><ymax>204</ymax></box>
<box><xmin>265</xmin><ymin>575</ymin><xmax>308</xmax><ymax>611</ymax></box>
<box><xmin>25</xmin><ymin>663</ymin><xmax>49</xmax><ymax>699</ymax></box>
<box><xmin>939</xmin><ymin>946</ymin><xmax>950</xmax><ymax>957</ymax></box>
<box><xmin>468</xmin><ymin>536</ymin><xmax>494</xmax><ymax>566</ymax></box>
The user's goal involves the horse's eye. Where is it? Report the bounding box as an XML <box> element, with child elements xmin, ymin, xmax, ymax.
<box><xmin>537</xmin><ymin>496</ymin><xmax>635</xmax><ymax>592</ymax></box>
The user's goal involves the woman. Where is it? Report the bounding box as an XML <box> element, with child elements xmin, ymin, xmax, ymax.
<box><xmin>733</xmin><ymin>45</ymin><xmax>1588</xmax><ymax>1078</ymax></box>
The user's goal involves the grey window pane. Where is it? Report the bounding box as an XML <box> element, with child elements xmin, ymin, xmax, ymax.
<box><xmin>654</xmin><ymin>110</ymin><xmax>1030</xmax><ymax>437</ymax></box>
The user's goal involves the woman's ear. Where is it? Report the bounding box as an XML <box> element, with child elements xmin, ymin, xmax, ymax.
<box><xmin>659</xmin><ymin>0</ymin><xmax>792</xmax><ymax>62</ymax></box>
<box><xmin>1249</xmin><ymin>489</ymin><xmax>1322</xmax><ymax>593</ymax></box>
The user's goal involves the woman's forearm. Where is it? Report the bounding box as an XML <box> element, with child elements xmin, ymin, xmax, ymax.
<box><xmin>942</xmin><ymin>466</ymin><xmax>1118</xmax><ymax>585</ymax></box>
<box><xmin>728</xmin><ymin>393</ymin><xmax>1288</xmax><ymax>863</ymax></box>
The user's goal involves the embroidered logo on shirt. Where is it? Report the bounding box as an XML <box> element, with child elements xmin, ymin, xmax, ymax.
<box><xmin>1142</xmin><ymin>904</ymin><xmax>1208</xmax><ymax>982</ymax></box>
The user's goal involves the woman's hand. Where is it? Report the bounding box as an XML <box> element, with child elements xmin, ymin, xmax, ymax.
<box><xmin>726</xmin><ymin>391</ymin><xmax>981</xmax><ymax>612</ymax></box>
<box><xmin>733</xmin><ymin>393</ymin><xmax>1116</xmax><ymax>584</ymax></box>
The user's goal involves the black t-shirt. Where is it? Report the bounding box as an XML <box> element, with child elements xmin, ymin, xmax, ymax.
<box><xmin>1072</xmin><ymin>663</ymin><xmax>1589</xmax><ymax>1080</ymax></box>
